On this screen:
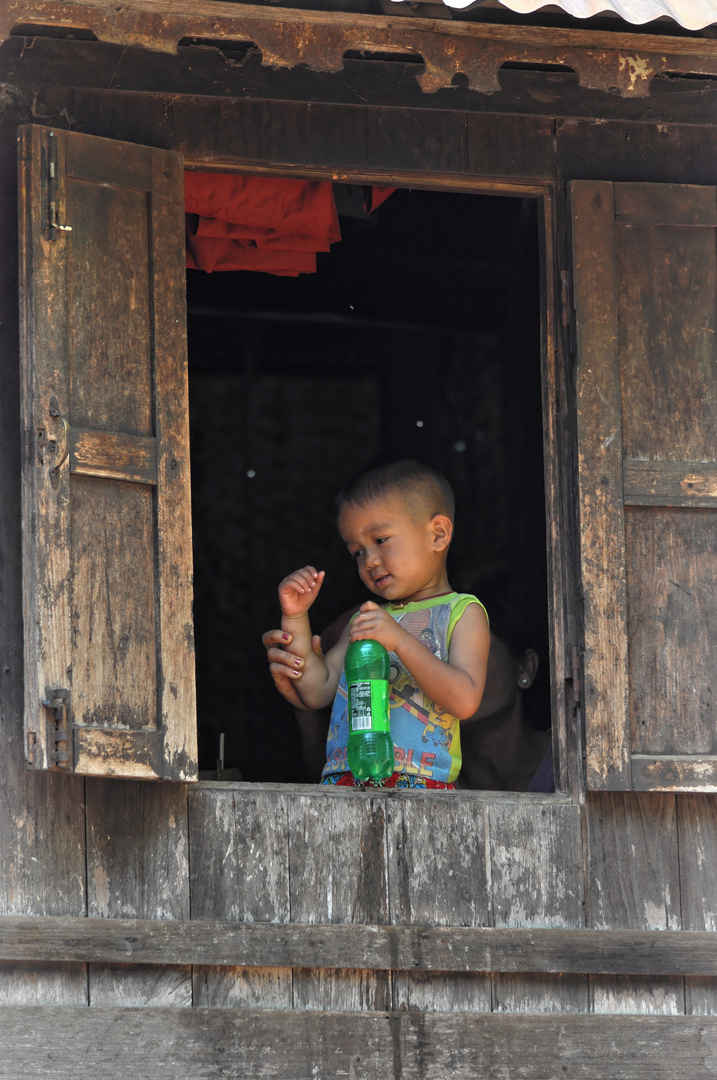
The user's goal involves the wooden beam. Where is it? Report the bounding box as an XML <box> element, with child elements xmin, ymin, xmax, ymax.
<box><xmin>1</xmin><ymin>1008</ymin><xmax>717</xmax><ymax>1079</ymax></box>
<box><xmin>1</xmin><ymin>0</ymin><xmax>717</xmax><ymax>96</ymax></box>
<box><xmin>1</xmin><ymin>915</ymin><xmax>716</xmax><ymax>975</ymax></box>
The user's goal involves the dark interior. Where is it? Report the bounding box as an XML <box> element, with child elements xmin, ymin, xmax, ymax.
<box><xmin>186</xmin><ymin>185</ymin><xmax>547</xmax><ymax>782</ymax></box>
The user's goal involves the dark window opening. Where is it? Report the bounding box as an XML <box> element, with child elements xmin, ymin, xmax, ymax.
<box><xmin>187</xmin><ymin>186</ymin><xmax>549</xmax><ymax>787</ymax></box>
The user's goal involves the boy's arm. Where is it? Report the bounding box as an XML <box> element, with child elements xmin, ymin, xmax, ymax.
<box><xmin>278</xmin><ymin>566</ymin><xmax>345</xmax><ymax>709</ymax></box>
<box><xmin>349</xmin><ymin>601</ymin><xmax>489</xmax><ymax>720</ymax></box>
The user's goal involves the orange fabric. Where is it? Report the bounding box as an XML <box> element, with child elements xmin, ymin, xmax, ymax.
<box><xmin>185</xmin><ymin>172</ymin><xmax>341</xmax><ymax>275</ymax></box>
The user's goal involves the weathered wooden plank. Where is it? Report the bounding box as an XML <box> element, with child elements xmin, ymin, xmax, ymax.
<box><xmin>289</xmin><ymin>792</ymin><xmax>390</xmax><ymax>1011</ymax></box>
<box><xmin>388</xmin><ymin>796</ymin><xmax>490</xmax><ymax>1012</ymax></box>
<box><xmin>623</xmin><ymin>460</ymin><xmax>717</xmax><ymax>508</ymax></box>
<box><xmin>3</xmin><ymin>916</ymin><xmax>717</xmax><ymax>975</ymax></box>
<box><xmin>585</xmin><ymin>793</ymin><xmax>684</xmax><ymax>1014</ymax></box>
<box><xmin>74</xmin><ymin>726</ymin><xmax>162</xmax><ymax>778</ymax></box>
<box><xmin>3</xmin><ymin>1008</ymin><xmax>717</xmax><ymax>1079</ymax></box>
<box><xmin>85</xmin><ymin>779</ymin><xmax>190</xmax><ymax>1006</ymax></box>
<box><xmin>570</xmin><ymin>178</ymin><xmax>630</xmax><ymax>790</ymax></box>
<box><xmin>489</xmin><ymin>801</ymin><xmax>584</xmax><ymax>930</ymax></box>
<box><xmin>149</xmin><ymin>143</ymin><xmax>197</xmax><ymax>781</ymax></box>
<box><xmin>3</xmin><ymin>109</ymin><xmax>88</xmax><ymax>1006</ymax></box>
<box><xmin>4</xmin><ymin>0</ymin><xmax>717</xmax><ymax>98</ymax></box>
<box><xmin>269</xmin><ymin>101</ymin><xmax>367</xmax><ymax>171</ymax></box>
<box><xmin>584</xmin><ymin>794</ymin><xmax>680</xmax><ymax>929</ymax></box>
<box><xmin>616</xmin><ymin>206</ymin><xmax>717</xmax><ymax>468</ymax></box>
<box><xmin>489</xmin><ymin>800</ymin><xmax>587</xmax><ymax>1013</ymax></box>
<box><xmin>678</xmin><ymin>795</ymin><xmax>717</xmax><ymax>1015</ymax></box>
<box><xmin>615</xmin><ymin>182</ymin><xmax>717</xmax><ymax>227</ymax></box>
<box><xmin>633</xmin><ymin>756</ymin><xmax>717</xmax><ymax>792</ymax></box>
<box><xmin>558</xmin><ymin>120</ymin><xmax>717</xmax><ymax>188</ymax></box>
<box><xmin>189</xmin><ymin>787</ymin><xmax>292</xmax><ymax>1009</ymax></box>
<box><xmin>367</xmin><ymin>108</ymin><xmax>465</xmax><ymax>174</ymax></box>
<box><xmin>70</xmin><ymin>428</ymin><xmax>157</xmax><ymax>485</ymax></box>
<box><xmin>626</xmin><ymin>509</ymin><xmax>717</xmax><ymax>759</ymax></box>
<box><xmin>466</xmin><ymin>114</ymin><xmax>555</xmax><ymax>180</ymax></box>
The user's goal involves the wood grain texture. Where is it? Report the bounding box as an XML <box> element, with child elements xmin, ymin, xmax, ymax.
<box><xmin>86</xmin><ymin>778</ymin><xmax>190</xmax><ymax>1006</ymax></box>
<box><xmin>387</xmin><ymin>795</ymin><xmax>490</xmax><ymax>1012</ymax></box>
<box><xmin>18</xmin><ymin>123</ymin><xmax>73</xmax><ymax>772</ymax></box>
<box><xmin>189</xmin><ymin>787</ymin><xmax>292</xmax><ymax>1009</ymax></box>
<box><xmin>289</xmin><ymin>792</ymin><xmax>390</xmax><ymax>1011</ymax></box>
<box><xmin>626</xmin><ymin>508</ymin><xmax>717</xmax><ymax>757</ymax></box>
<box><xmin>678</xmin><ymin>795</ymin><xmax>717</xmax><ymax>1015</ymax></box>
<box><xmin>616</xmin><ymin>205</ymin><xmax>717</xmax><ymax>464</ymax></box>
<box><xmin>149</xmin><ymin>144</ymin><xmax>197</xmax><ymax>781</ymax></box>
<box><xmin>18</xmin><ymin>126</ymin><xmax>196</xmax><ymax>780</ymax></box>
<box><xmin>3</xmin><ymin>916</ymin><xmax>717</xmax><ymax>975</ymax></box>
<box><xmin>570</xmin><ymin>179</ymin><xmax>630</xmax><ymax>790</ymax></box>
<box><xmin>489</xmin><ymin>800</ymin><xmax>587</xmax><ymax>1012</ymax></box>
<box><xmin>2</xmin><ymin>1008</ymin><xmax>717</xmax><ymax>1079</ymax></box>
<box><xmin>632</xmin><ymin>756</ymin><xmax>717</xmax><ymax>792</ymax></box>
<box><xmin>71</xmin><ymin>477</ymin><xmax>158</xmax><ymax>735</ymax></box>
<box><xmin>2</xmin><ymin>112</ymin><xmax>88</xmax><ymax>1006</ymax></box>
<box><xmin>466</xmin><ymin>114</ymin><xmax>556</xmax><ymax>180</ymax></box>
<box><xmin>614</xmin><ymin>182</ymin><xmax>717</xmax><ymax>227</ymax></box>
<box><xmin>585</xmin><ymin>793</ymin><xmax>684</xmax><ymax>1014</ymax></box>
<box><xmin>70</xmin><ymin>428</ymin><xmax>158</xmax><ymax>485</ymax></box>
<box><xmin>623</xmin><ymin>460</ymin><xmax>717</xmax><ymax>508</ymax></box>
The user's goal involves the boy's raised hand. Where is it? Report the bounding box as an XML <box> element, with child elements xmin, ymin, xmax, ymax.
<box><xmin>349</xmin><ymin>600</ymin><xmax>402</xmax><ymax>653</ymax></box>
<box><xmin>278</xmin><ymin>566</ymin><xmax>326</xmax><ymax>620</ymax></box>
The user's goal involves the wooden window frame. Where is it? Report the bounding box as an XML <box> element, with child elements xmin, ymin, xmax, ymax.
<box><xmin>184</xmin><ymin>161</ymin><xmax>573</xmax><ymax>799</ymax></box>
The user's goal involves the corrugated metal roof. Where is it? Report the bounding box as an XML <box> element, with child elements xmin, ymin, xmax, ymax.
<box><xmin>391</xmin><ymin>0</ymin><xmax>717</xmax><ymax>29</ymax></box>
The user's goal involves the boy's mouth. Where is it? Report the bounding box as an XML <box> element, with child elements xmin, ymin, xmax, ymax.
<box><xmin>372</xmin><ymin>574</ymin><xmax>391</xmax><ymax>589</ymax></box>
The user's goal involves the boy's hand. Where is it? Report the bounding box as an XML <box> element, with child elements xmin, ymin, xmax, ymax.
<box><xmin>278</xmin><ymin>566</ymin><xmax>325</xmax><ymax>619</ymax></box>
<box><xmin>349</xmin><ymin>601</ymin><xmax>403</xmax><ymax>653</ymax></box>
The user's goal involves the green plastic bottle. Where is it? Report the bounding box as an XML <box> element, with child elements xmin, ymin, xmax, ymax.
<box><xmin>345</xmin><ymin>638</ymin><xmax>394</xmax><ymax>783</ymax></box>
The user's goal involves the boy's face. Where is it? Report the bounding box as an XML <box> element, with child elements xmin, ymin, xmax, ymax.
<box><xmin>338</xmin><ymin>494</ymin><xmax>447</xmax><ymax>604</ymax></box>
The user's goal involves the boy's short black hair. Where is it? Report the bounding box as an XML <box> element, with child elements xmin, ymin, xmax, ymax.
<box><xmin>336</xmin><ymin>458</ymin><xmax>455</xmax><ymax>522</ymax></box>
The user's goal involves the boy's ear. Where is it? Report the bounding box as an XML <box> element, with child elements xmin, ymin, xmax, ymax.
<box><xmin>431</xmin><ymin>514</ymin><xmax>453</xmax><ymax>551</ymax></box>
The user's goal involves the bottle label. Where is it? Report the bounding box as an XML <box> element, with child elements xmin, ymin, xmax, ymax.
<box><xmin>349</xmin><ymin>679</ymin><xmax>390</xmax><ymax>733</ymax></box>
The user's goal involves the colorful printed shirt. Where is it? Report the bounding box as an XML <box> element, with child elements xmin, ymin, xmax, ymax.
<box><xmin>321</xmin><ymin>592</ymin><xmax>486</xmax><ymax>785</ymax></box>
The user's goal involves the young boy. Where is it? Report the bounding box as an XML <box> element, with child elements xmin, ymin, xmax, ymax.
<box><xmin>278</xmin><ymin>460</ymin><xmax>490</xmax><ymax>788</ymax></box>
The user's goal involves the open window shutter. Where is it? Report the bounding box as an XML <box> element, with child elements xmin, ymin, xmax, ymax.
<box><xmin>19</xmin><ymin>125</ymin><xmax>197</xmax><ymax>781</ymax></box>
<box><xmin>571</xmin><ymin>180</ymin><xmax>717</xmax><ymax>792</ymax></box>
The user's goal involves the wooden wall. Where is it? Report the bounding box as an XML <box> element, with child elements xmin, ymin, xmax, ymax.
<box><xmin>1</xmin><ymin>33</ymin><xmax>717</xmax><ymax>1077</ymax></box>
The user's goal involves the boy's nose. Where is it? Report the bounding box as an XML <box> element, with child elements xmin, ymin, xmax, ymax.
<box><xmin>365</xmin><ymin>546</ymin><xmax>380</xmax><ymax>567</ymax></box>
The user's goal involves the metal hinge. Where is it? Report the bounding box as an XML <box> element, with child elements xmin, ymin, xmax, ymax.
<box><xmin>43</xmin><ymin>689</ymin><xmax>72</xmax><ymax>769</ymax></box>
<box><xmin>570</xmin><ymin>646</ymin><xmax>582</xmax><ymax>710</ymax></box>
<box><xmin>42</xmin><ymin>130</ymin><xmax>72</xmax><ymax>242</ymax></box>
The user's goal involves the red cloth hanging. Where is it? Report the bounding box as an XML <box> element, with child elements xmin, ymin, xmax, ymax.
<box><xmin>185</xmin><ymin>172</ymin><xmax>342</xmax><ymax>275</ymax></box>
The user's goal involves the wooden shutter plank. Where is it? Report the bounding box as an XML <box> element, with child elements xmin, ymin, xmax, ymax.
<box><xmin>614</xmin><ymin>182</ymin><xmax>717</xmax><ymax>227</ymax></box>
<box><xmin>632</xmin><ymin>757</ymin><xmax>717</xmax><ymax>792</ymax></box>
<box><xmin>3</xmin><ymin>1008</ymin><xmax>717</xmax><ymax>1080</ymax></box>
<box><xmin>150</xmin><ymin>147</ymin><xmax>197</xmax><ymax>780</ymax></box>
<box><xmin>570</xmin><ymin>180</ymin><xmax>630</xmax><ymax>790</ymax></box>
<box><xmin>617</xmin><ymin>211</ymin><xmax>717</xmax><ymax>465</ymax></box>
<box><xmin>19</xmin><ymin>125</ymin><xmax>73</xmax><ymax>772</ymax></box>
<box><xmin>626</xmin><ymin>506</ymin><xmax>717</xmax><ymax>757</ymax></box>
<box><xmin>70</xmin><ymin>429</ymin><xmax>158</xmax><ymax>485</ymax></box>
<box><xmin>623</xmin><ymin>461</ymin><xmax>717</xmax><ymax>507</ymax></box>
<box><xmin>572</xmin><ymin>179</ymin><xmax>717</xmax><ymax>792</ymax></box>
<box><xmin>18</xmin><ymin>125</ymin><xmax>196</xmax><ymax>780</ymax></box>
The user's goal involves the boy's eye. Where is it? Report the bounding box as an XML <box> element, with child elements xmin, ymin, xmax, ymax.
<box><xmin>349</xmin><ymin>549</ymin><xmax>362</xmax><ymax>561</ymax></box>
<box><xmin>376</xmin><ymin>537</ymin><xmax>388</xmax><ymax>545</ymax></box>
